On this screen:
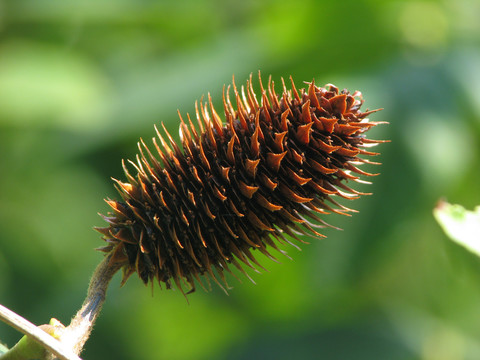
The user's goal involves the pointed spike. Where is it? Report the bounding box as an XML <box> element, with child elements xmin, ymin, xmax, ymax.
<box><xmin>212</xmin><ymin>185</ymin><xmax>228</xmax><ymax>201</ymax></box>
<box><xmin>220</xmin><ymin>217</ymin><xmax>239</xmax><ymax>239</ymax></box>
<box><xmin>290</xmin><ymin>75</ymin><xmax>301</xmax><ymax>103</ymax></box>
<box><xmin>177</xmin><ymin>110</ymin><xmax>193</xmax><ymax>146</ymax></box>
<box><xmin>258</xmin><ymin>70</ymin><xmax>266</xmax><ymax>97</ymax></box>
<box><xmin>330</xmin><ymin>94</ymin><xmax>347</xmax><ymax>114</ymax></box>
<box><xmin>200</xmin><ymin>100</ymin><xmax>217</xmax><ymax>150</ymax></box>
<box><xmin>155</xmin><ymin>124</ymin><xmax>174</xmax><ymax>157</ymax></box>
<box><xmin>198</xmin><ymin>141</ymin><xmax>211</xmax><ymax>170</ymax></box>
<box><xmin>113</xmin><ymin>178</ymin><xmax>137</xmax><ymax>198</ymax></box>
<box><xmin>140</xmin><ymin>138</ymin><xmax>162</xmax><ymax>173</ymax></box>
<box><xmin>280</xmin><ymin>109</ymin><xmax>290</xmax><ymax>132</ymax></box>
<box><xmin>273</xmin><ymin>131</ymin><xmax>287</xmax><ymax>152</ymax></box>
<box><xmin>120</xmin><ymin>267</ymin><xmax>135</xmax><ymax>287</ymax></box>
<box><xmin>186</xmin><ymin>113</ymin><xmax>199</xmax><ymax>142</ymax></box>
<box><xmin>296</xmin><ymin>122</ymin><xmax>314</xmax><ymax>145</ymax></box>
<box><xmin>187</xmin><ymin>190</ymin><xmax>197</xmax><ymax>206</ymax></box>
<box><xmin>257</xmin><ymin>246</ymin><xmax>281</xmax><ymax>263</ymax></box>
<box><xmin>255</xmin><ymin>193</ymin><xmax>283</xmax><ymax>211</ymax></box>
<box><xmin>316</xmin><ymin>117</ymin><xmax>338</xmax><ymax>133</ymax></box>
<box><xmin>229</xmin><ymin>257</ymin><xmax>257</xmax><ymax>284</ymax></box>
<box><xmin>250</xmin><ymin>122</ymin><xmax>261</xmax><ymax>158</ymax></box>
<box><xmin>261</xmin><ymin>92</ymin><xmax>272</xmax><ymax>123</ymax></box>
<box><xmin>286</xmin><ymin>167</ymin><xmax>312</xmax><ymax>186</ymax></box>
<box><xmin>228</xmin><ymin>198</ymin><xmax>245</xmax><ymax>217</ymax></box>
<box><xmin>280</xmin><ymin>77</ymin><xmax>288</xmax><ymax>97</ymax></box>
<box><xmin>170</xmin><ymin>225</ymin><xmax>184</xmax><ymax>249</ymax></box>
<box><xmin>335</xmin><ymin>169</ymin><xmax>360</xmax><ymax>180</ymax></box>
<box><xmin>194</xmin><ymin>100</ymin><xmax>205</xmax><ymax>134</ymax></box>
<box><xmin>253</xmin><ymin>110</ymin><xmax>264</xmax><ymax>141</ymax></box>
<box><xmin>237</xmin><ymin>225</ymin><xmax>260</xmax><ymax>248</ymax></box>
<box><xmin>228</xmin><ymin>241</ymin><xmax>256</xmax><ymax>269</ymax></box>
<box><xmin>345</xmin><ymin>162</ymin><xmax>379</xmax><ymax>176</ymax></box>
<box><xmin>242</xmin><ymin>247</ymin><xmax>268</xmax><ymax>272</ymax></box>
<box><xmin>241</xmin><ymin>85</ymin><xmax>250</xmax><ymax>113</ymax></box>
<box><xmin>308</xmin><ymin>180</ymin><xmax>337</xmax><ymax>195</ymax></box>
<box><xmin>278</xmin><ymin>183</ymin><xmax>314</xmax><ymax>203</ymax></box>
<box><xmin>212</xmin><ymin>233</ymin><xmax>229</xmax><ymax>259</ymax></box>
<box><xmin>279</xmin><ymin>207</ymin><xmax>305</xmax><ymax>223</ymax></box>
<box><xmin>334</xmin><ymin>123</ymin><xmax>362</xmax><ymax>136</ymax></box>
<box><xmin>359</xmin><ymin>148</ymin><xmax>381</xmax><ymax>156</ymax></box>
<box><xmin>189</xmin><ymin>165</ymin><xmax>203</xmax><ymax>184</ymax></box>
<box><xmin>335</xmin><ymin>146</ymin><xmax>361</xmax><ymax>157</ymax></box>
<box><xmin>267</xmin><ymin>76</ymin><xmax>278</xmax><ymax>110</ymax></box>
<box><xmin>195</xmin><ymin>222</ymin><xmax>208</xmax><ymax>248</ymax></box>
<box><xmin>192</xmin><ymin>271</ymin><xmax>209</xmax><ymax>292</ymax></box>
<box><xmin>220</xmin><ymin>165</ymin><xmax>231</xmax><ymax>182</ymax></box>
<box><xmin>232</xmin><ymin>75</ymin><xmax>249</xmax><ymax>131</ymax></box>
<box><xmin>237</xmin><ymin>180</ymin><xmax>259</xmax><ymax>199</ymax></box>
<box><xmin>271</xmin><ymin>231</ymin><xmax>303</xmax><ymax>250</ymax></box>
<box><xmin>266</xmin><ymin>151</ymin><xmax>287</xmax><ymax>172</ymax></box>
<box><xmin>152</xmin><ymin>137</ymin><xmax>173</xmax><ymax>172</ymax></box>
<box><xmin>161</xmin><ymin>122</ymin><xmax>183</xmax><ymax>157</ymax></box>
<box><xmin>358</xmin><ymin>108</ymin><xmax>383</xmax><ymax>118</ymax></box>
<box><xmin>258</xmin><ymin>173</ymin><xmax>278</xmax><ymax>191</ymax></box>
<box><xmin>227</xmin><ymin>136</ymin><xmax>236</xmax><ymax>165</ymax></box>
<box><xmin>301</xmin><ymin>99</ymin><xmax>312</xmax><ymax>124</ymax></box>
<box><xmin>208</xmin><ymin>92</ymin><xmax>224</xmax><ymax>136</ymax></box>
<box><xmin>223</xmin><ymin>84</ymin><xmax>235</xmax><ymax>131</ymax></box>
<box><xmin>121</xmin><ymin>158</ymin><xmax>137</xmax><ymax>185</ymax></box>
<box><xmin>290</xmin><ymin>148</ymin><xmax>304</xmax><ymax>164</ymax></box>
<box><xmin>225</xmin><ymin>85</ymin><xmax>236</xmax><ymax>119</ymax></box>
<box><xmin>247</xmin><ymin>73</ymin><xmax>259</xmax><ymax>110</ymax></box>
<box><xmin>202</xmin><ymin>199</ymin><xmax>216</xmax><ymax>220</ymax></box>
<box><xmin>247</xmin><ymin>210</ymin><xmax>274</xmax><ymax>232</ymax></box>
<box><xmin>245</xmin><ymin>158</ymin><xmax>261</xmax><ymax>178</ymax></box>
<box><xmin>314</xmin><ymin>138</ymin><xmax>341</xmax><ymax>154</ymax></box>
<box><xmin>95</xmin><ymin>225</ymin><xmax>112</xmax><ymax>237</ymax></box>
<box><xmin>308</xmin><ymin>80</ymin><xmax>321</xmax><ymax>108</ymax></box>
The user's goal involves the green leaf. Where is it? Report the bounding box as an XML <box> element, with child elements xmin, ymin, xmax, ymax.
<box><xmin>434</xmin><ymin>200</ymin><xmax>480</xmax><ymax>256</ymax></box>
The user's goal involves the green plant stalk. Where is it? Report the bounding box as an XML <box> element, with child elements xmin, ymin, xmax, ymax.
<box><xmin>53</xmin><ymin>254</ymin><xmax>123</xmax><ymax>358</ymax></box>
<box><xmin>0</xmin><ymin>254</ymin><xmax>122</xmax><ymax>360</ymax></box>
<box><xmin>0</xmin><ymin>320</ymin><xmax>66</xmax><ymax>360</ymax></box>
<box><xmin>0</xmin><ymin>308</ymin><xmax>77</xmax><ymax>360</ymax></box>
<box><xmin>0</xmin><ymin>334</ymin><xmax>46</xmax><ymax>360</ymax></box>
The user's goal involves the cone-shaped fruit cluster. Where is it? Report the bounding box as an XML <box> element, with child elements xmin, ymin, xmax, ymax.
<box><xmin>96</xmin><ymin>73</ymin><xmax>386</xmax><ymax>294</ymax></box>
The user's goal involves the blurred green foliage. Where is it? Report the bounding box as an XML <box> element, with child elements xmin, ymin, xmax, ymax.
<box><xmin>1</xmin><ymin>0</ymin><xmax>479</xmax><ymax>359</ymax></box>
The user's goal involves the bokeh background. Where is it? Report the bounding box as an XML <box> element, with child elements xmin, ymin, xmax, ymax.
<box><xmin>1</xmin><ymin>0</ymin><xmax>480</xmax><ymax>359</ymax></box>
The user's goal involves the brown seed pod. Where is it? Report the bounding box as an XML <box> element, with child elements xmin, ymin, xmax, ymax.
<box><xmin>95</xmin><ymin>73</ymin><xmax>386</xmax><ymax>294</ymax></box>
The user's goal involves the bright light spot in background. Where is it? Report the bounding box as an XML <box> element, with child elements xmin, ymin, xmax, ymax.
<box><xmin>447</xmin><ymin>0</ymin><xmax>480</xmax><ymax>39</ymax></box>
<box><xmin>403</xmin><ymin>112</ymin><xmax>474</xmax><ymax>192</ymax></box>
<box><xmin>421</xmin><ymin>326</ymin><xmax>465</xmax><ymax>360</ymax></box>
<box><xmin>384</xmin><ymin>304</ymin><xmax>476</xmax><ymax>360</ymax></box>
<box><xmin>0</xmin><ymin>40</ymin><xmax>112</xmax><ymax>130</ymax></box>
<box><xmin>398</xmin><ymin>2</ymin><xmax>449</xmax><ymax>51</ymax></box>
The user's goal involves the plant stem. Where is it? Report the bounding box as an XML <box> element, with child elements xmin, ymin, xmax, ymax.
<box><xmin>0</xmin><ymin>305</ymin><xmax>79</xmax><ymax>360</ymax></box>
<box><xmin>55</xmin><ymin>254</ymin><xmax>123</xmax><ymax>358</ymax></box>
<box><xmin>0</xmin><ymin>254</ymin><xmax>123</xmax><ymax>360</ymax></box>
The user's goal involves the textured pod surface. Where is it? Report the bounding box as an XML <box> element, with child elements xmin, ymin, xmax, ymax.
<box><xmin>96</xmin><ymin>73</ymin><xmax>386</xmax><ymax>294</ymax></box>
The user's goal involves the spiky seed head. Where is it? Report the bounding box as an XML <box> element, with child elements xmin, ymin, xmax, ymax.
<box><xmin>95</xmin><ymin>73</ymin><xmax>386</xmax><ymax>294</ymax></box>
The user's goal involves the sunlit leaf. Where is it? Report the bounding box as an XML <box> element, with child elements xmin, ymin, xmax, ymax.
<box><xmin>434</xmin><ymin>200</ymin><xmax>480</xmax><ymax>256</ymax></box>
